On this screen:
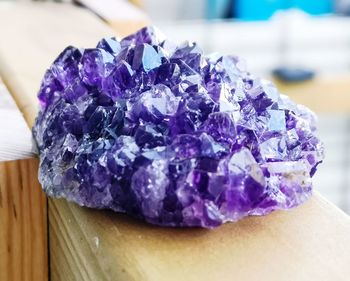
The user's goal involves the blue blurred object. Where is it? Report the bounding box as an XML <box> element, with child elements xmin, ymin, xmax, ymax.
<box><xmin>272</xmin><ymin>67</ymin><xmax>315</xmax><ymax>83</ymax></box>
<box><xmin>234</xmin><ymin>0</ymin><xmax>333</xmax><ymax>21</ymax></box>
<box><xmin>207</xmin><ymin>0</ymin><xmax>232</xmax><ymax>19</ymax></box>
<box><xmin>335</xmin><ymin>0</ymin><xmax>350</xmax><ymax>15</ymax></box>
<box><xmin>294</xmin><ymin>0</ymin><xmax>333</xmax><ymax>15</ymax></box>
<box><xmin>235</xmin><ymin>0</ymin><xmax>285</xmax><ymax>20</ymax></box>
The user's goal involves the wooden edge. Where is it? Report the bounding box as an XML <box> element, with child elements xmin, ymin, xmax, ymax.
<box><xmin>48</xmin><ymin>192</ymin><xmax>350</xmax><ymax>281</ymax></box>
<box><xmin>0</xmin><ymin>77</ymin><xmax>48</xmax><ymax>281</ymax></box>
<box><xmin>0</xmin><ymin>159</ymin><xmax>48</xmax><ymax>281</ymax></box>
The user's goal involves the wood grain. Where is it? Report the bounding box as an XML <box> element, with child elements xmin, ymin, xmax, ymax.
<box><xmin>0</xmin><ymin>78</ymin><xmax>47</xmax><ymax>281</ymax></box>
<box><xmin>0</xmin><ymin>2</ymin><xmax>350</xmax><ymax>281</ymax></box>
<box><xmin>0</xmin><ymin>159</ymin><xmax>48</xmax><ymax>281</ymax></box>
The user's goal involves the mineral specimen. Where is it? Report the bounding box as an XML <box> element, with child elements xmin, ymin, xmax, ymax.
<box><xmin>33</xmin><ymin>26</ymin><xmax>324</xmax><ymax>228</ymax></box>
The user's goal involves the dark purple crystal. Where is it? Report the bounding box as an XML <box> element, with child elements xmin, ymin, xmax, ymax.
<box><xmin>33</xmin><ymin>26</ymin><xmax>324</xmax><ymax>228</ymax></box>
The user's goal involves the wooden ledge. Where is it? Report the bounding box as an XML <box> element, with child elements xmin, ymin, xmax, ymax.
<box><xmin>0</xmin><ymin>158</ymin><xmax>47</xmax><ymax>281</ymax></box>
<box><xmin>49</xmin><ymin>193</ymin><xmax>350</xmax><ymax>281</ymax></box>
<box><xmin>0</xmin><ymin>78</ymin><xmax>47</xmax><ymax>281</ymax></box>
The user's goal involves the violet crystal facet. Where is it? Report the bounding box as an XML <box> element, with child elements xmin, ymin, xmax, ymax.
<box><xmin>33</xmin><ymin>26</ymin><xmax>324</xmax><ymax>228</ymax></box>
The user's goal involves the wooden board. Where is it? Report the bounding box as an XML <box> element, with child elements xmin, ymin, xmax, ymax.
<box><xmin>49</xmin><ymin>194</ymin><xmax>350</xmax><ymax>281</ymax></box>
<box><xmin>274</xmin><ymin>76</ymin><xmax>350</xmax><ymax>113</ymax></box>
<box><xmin>0</xmin><ymin>158</ymin><xmax>48</xmax><ymax>281</ymax></box>
<box><xmin>0</xmin><ymin>78</ymin><xmax>47</xmax><ymax>281</ymax></box>
<box><xmin>0</xmin><ymin>3</ymin><xmax>350</xmax><ymax>281</ymax></box>
<box><xmin>76</xmin><ymin>0</ymin><xmax>149</xmax><ymax>37</ymax></box>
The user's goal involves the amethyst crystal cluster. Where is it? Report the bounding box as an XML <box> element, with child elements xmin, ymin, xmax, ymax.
<box><xmin>33</xmin><ymin>26</ymin><xmax>324</xmax><ymax>228</ymax></box>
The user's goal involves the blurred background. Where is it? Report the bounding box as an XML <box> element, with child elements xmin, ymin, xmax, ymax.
<box><xmin>3</xmin><ymin>0</ymin><xmax>350</xmax><ymax>212</ymax></box>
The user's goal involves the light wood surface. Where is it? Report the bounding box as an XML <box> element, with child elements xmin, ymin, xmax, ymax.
<box><xmin>49</xmin><ymin>194</ymin><xmax>350</xmax><ymax>281</ymax></box>
<box><xmin>76</xmin><ymin>0</ymin><xmax>149</xmax><ymax>37</ymax></box>
<box><xmin>274</xmin><ymin>75</ymin><xmax>350</xmax><ymax>113</ymax></box>
<box><xmin>0</xmin><ymin>3</ymin><xmax>350</xmax><ymax>281</ymax></box>
<box><xmin>0</xmin><ymin>158</ymin><xmax>48</xmax><ymax>281</ymax></box>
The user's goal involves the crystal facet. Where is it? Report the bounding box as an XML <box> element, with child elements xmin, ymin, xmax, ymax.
<box><xmin>33</xmin><ymin>26</ymin><xmax>324</xmax><ymax>228</ymax></box>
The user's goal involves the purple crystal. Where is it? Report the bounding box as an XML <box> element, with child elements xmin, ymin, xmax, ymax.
<box><xmin>132</xmin><ymin>43</ymin><xmax>162</xmax><ymax>72</ymax></box>
<box><xmin>33</xmin><ymin>26</ymin><xmax>324</xmax><ymax>228</ymax></box>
